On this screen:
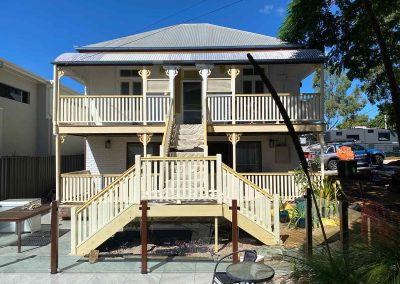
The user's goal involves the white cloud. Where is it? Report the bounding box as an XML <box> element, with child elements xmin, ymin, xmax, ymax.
<box><xmin>259</xmin><ymin>4</ymin><xmax>274</xmax><ymax>15</ymax></box>
<box><xmin>276</xmin><ymin>7</ymin><xmax>285</xmax><ymax>16</ymax></box>
<box><xmin>259</xmin><ymin>4</ymin><xmax>286</xmax><ymax>17</ymax></box>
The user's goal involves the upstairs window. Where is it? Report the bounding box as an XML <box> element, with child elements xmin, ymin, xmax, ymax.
<box><xmin>368</xmin><ymin>129</ymin><xmax>374</xmax><ymax>133</ymax></box>
<box><xmin>242</xmin><ymin>68</ymin><xmax>265</xmax><ymax>94</ymax></box>
<box><xmin>0</xmin><ymin>82</ymin><xmax>30</xmax><ymax>104</ymax></box>
<box><xmin>120</xmin><ymin>70</ymin><xmax>140</xmax><ymax>77</ymax></box>
<box><xmin>336</xmin><ymin>131</ymin><xmax>342</xmax><ymax>136</ymax></box>
<box><xmin>119</xmin><ymin>69</ymin><xmax>142</xmax><ymax>95</ymax></box>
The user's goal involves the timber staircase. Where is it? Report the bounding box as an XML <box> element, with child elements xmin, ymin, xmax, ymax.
<box><xmin>70</xmin><ymin>155</ymin><xmax>281</xmax><ymax>255</ymax></box>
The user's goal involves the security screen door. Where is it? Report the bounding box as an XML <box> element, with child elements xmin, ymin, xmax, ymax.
<box><xmin>183</xmin><ymin>82</ymin><xmax>202</xmax><ymax>124</ymax></box>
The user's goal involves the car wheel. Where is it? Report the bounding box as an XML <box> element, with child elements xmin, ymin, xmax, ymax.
<box><xmin>372</xmin><ymin>155</ymin><xmax>384</xmax><ymax>165</ymax></box>
<box><xmin>327</xmin><ymin>159</ymin><xmax>339</xmax><ymax>170</ymax></box>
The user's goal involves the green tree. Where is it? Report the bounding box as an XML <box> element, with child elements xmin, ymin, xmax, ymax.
<box><xmin>337</xmin><ymin>114</ymin><xmax>369</xmax><ymax>129</ymax></box>
<box><xmin>313</xmin><ymin>69</ymin><xmax>366</xmax><ymax>129</ymax></box>
<box><xmin>368</xmin><ymin>103</ymin><xmax>396</xmax><ymax>130</ymax></box>
<box><xmin>279</xmin><ymin>0</ymin><xmax>400</xmax><ymax>141</ymax></box>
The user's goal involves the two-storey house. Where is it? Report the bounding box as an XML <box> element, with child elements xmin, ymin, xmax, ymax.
<box><xmin>52</xmin><ymin>24</ymin><xmax>325</xmax><ymax>255</ymax></box>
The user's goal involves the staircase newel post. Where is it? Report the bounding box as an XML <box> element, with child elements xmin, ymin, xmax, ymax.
<box><xmin>134</xmin><ymin>155</ymin><xmax>141</xmax><ymax>204</ymax></box>
<box><xmin>273</xmin><ymin>194</ymin><xmax>280</xmax><ymax>243</ymax></box>
<box><xmin>231</xmin><ymin>199</ymin><xmax>239</xmax><ymax>263</ymax></box>
<box><xmin>216</xmin><ymin>154</ymin><xmax>222</xmax><ymax>204</ymax></box>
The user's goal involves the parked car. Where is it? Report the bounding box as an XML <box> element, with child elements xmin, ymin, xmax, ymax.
<box><xmin>323</xmin><ymin>143</ymin><xmax>385</xmax><ymax>170</ymax></box>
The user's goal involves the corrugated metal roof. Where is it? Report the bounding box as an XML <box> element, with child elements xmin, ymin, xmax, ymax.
<box><xmin>53</xmin><ymin>49</ymin><xmax>325</xmax><ymax>65</ymax></box>
<box><xmin>77</xmin><ymin>24</ymin><xmax>299</xmax><ymax>51</ymax></box>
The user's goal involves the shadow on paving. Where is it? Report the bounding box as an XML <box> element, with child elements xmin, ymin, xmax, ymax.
<box><xmin>7</xmin><ymin>228</ymin><xmax>69</xmax><ymax>247</ymax></box>
<box><xmin>0</xmin><ymin>255</ymin><xmax>37</xmax><ymax>268</ymax></box>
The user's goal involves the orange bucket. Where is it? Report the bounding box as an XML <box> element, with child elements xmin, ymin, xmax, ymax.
<box><xmin>337</xmin><ymin>145</ymin><xmax>354</xmax><ymax>160</ymax></box>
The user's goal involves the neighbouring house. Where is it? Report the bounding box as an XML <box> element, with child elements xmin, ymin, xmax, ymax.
<box><xmin>0</xmin><ymin>58</ymin><xmax>84</xmax><ymax>157</ymax></box>
<box><xmin>52</xmin><ymin>24</ymin><xmax>325</xmax><ymax>255</ymax></box>
<box><xmin>325</xmin><ymin>127</ymin><xmax>399</xmax><ymax>153</ymax></box>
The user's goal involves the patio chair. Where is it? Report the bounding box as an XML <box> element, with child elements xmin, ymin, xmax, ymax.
<box><xmin>212</xmin><ymin>250</ymin><xmax>257</xmax><ymax>284</ymax></box>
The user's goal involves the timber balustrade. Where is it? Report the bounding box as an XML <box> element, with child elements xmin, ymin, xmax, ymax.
<box><xmin>243</xmin><ymin>172</ymin><xmax>322</xmax><ymax>201</ymax></box>
<box><xmin>61</xmin><ymin>173</ymin><xmax>119</xmax><ymax>203</ymax></box>
<box><xmin>58</xmin><ymin>93</ymin><xmax>320</xmax><ymax>126</ymax></box>
<box><xmin>61</xmin><ymin>170</ymin><xmax>318</xmax><ymax>203</ymax></box>
<box><xmin>58</xmin><ymin>95</ymin><xmax>170</xmax><ymax>124</ymax></box>
<box><xmin>207</xmin><ymin>93</ymin><xmax>321</xmax><ymax>123</ymax></box>
<box><xmin>70</xmin><ymin>155</ymin><xmax>280</xmax><ymax>251</ymax></box>
<box><xmin>160</xmin><ymin>98</ymin><xmax>175</xmax><ymax>157</ymax></box>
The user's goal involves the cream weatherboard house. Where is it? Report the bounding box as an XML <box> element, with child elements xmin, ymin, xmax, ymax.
<box><xmin>53</xmin><ymin>24</ymin><xmax>325</xmax><ymax>255</ymax></box>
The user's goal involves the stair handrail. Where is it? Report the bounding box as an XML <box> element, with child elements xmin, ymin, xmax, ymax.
<box><xmin>160</xmin><ymin>97</ymin><xmax>175</xmax><ymax>157</ymax></box>
<box><xmin>221</xmin><ymin>163</ymin><xmax>273</xmax><ymax>199</ymax></box>
<box><xmin>76</xmin><ymin>165</ymin><xmax>135</xmax><ymax>214</ymax></box>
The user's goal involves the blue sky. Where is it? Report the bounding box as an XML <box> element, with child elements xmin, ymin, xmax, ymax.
<box><xmin>0</xmin><ymin>0</ymin><xmax>377</xmax><ymax>117</ymax></box>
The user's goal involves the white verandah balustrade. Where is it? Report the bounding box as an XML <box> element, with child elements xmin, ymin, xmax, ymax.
<box><xmin>58</xmin><ymin>94</ymin><xmax>170</xmax><ymax>124</ymax></box>
<box><xmin>207</xmin><ymin>93</ymin><xmax>322</xmax><ymax>123</ymax></box>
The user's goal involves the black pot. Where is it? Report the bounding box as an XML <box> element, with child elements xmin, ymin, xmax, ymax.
<box><xmin>297</xmin><ymin>217</ymin><xmax>306</xmax><ymax>228</ymax></box>
<box><xmin>280</xmin><ymin>210</ymin><xmax>289</xmax><ymax>223</ymax></box>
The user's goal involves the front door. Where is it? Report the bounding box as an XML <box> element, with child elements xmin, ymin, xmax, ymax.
<box><xmin>183</xmin><ymin>82</ymin><xmax>202</xmax><ymax>124</ymax></box>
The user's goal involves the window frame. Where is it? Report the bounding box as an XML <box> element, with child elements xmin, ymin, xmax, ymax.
<box><xmin>241</xmin><ymin>68</ymin><xmax>265</xmax><ymax>94</ymax></box>
<box><xmin>0</xmin><ymin>82</ymin><xmax>30</xmax><ymax>104</ymax></box>
<box><xmin>378</xmin><ymin>132</ymin><xmax>390</xmax><ymax>141</ymax></box>
<box><xmin>236</xmin><ymin>141</ymin><xmax>262</xmax><ymax>172</ymax></box>
<box><xmin>118</xmin><ymin>68</ymin><xmax>142</xmax><ymax>96</ymax></box>
<box><xmin>126</xmin><ymin>142</ymin><xmax>161</xmax><ymax>169</ymax></box>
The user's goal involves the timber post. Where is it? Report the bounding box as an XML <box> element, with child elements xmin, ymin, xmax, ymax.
<box><xmin>140</xmin><ymin>200</ymin><xmax>149</xmax><ymax>274</ymax></box>
<box><xmin>231</xmin><ymin>199</ymin><xmax>239</xmax><ymax>263</ymax></box>
<box><xmin>50</xmin><ymin>201</ymin><xmax>59</xmax><ymax>274</ymax></box>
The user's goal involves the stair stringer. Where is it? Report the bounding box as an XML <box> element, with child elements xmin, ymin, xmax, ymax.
<box><xmin>222</xmin><ymin>204</ymin><xmax>279</xmax><ymax>245</ymax></box>
<box><xmin>74</xmin><ymin>204</ymin><xmax>139</xmax><ymax>256</ymax></box>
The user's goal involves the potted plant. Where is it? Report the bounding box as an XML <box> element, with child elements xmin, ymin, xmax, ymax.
<box><xmin>279</xmin><ymin>198</ymin><xmax>289</xmax><ymax>223</ymax></box>
<box><xmin>288</xmin><ymin>206</ymin><xmax>306</xmax><ymax>229</ymax></box>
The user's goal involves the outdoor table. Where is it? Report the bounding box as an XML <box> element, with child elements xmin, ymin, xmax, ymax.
<box><xmin>0</xmin><ymin>205</ymin><xmax>51</xmax><ymax>253</ymax></box>
<box><xmin>226</xmin><ymin>262</ymin><xmax>275</xmax><ymax>283</ymax></box>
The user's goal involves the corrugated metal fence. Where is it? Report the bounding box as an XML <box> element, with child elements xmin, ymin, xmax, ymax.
<box><xmin>0</xmin><ymin>155</ymin><xmax>84</xmax><ymax>200</ymax></box>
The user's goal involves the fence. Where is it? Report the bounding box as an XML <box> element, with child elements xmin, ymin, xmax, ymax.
<box><xmin>0</xmin><ymin>155</ymin><xmax>84</xmax><ymax>201</ymax></box>
<box><xmin>242</xmin><ymin>172</ymin><xmax>322</xmax><ymax>201</ymax></box>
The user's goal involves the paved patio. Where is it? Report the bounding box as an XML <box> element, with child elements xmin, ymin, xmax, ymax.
<box><xmin>0</xmin><ymin>213</ymin><xmax>294</xmax><ymax>283</ymax></box>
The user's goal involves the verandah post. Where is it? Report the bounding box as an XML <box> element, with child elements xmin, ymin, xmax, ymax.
<box><xmin>231</xmin><ymin>199</ymin><xmax>239</xmax><ymax>263</ymax></box>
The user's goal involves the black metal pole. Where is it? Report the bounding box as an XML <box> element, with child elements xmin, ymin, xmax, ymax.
<box><xmin>305</xmin><ymin>188</ymin><xmax>313</xmax><ymax>258</ymax></box>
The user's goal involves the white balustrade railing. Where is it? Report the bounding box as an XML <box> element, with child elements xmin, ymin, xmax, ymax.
<box><xmin>146</xmin><ymin>95</ymin><xmax>170</xmax><ymax>123</ymax></box>
<box><xmin>61</xmin><ymin>173</ymin><xmax>119</xmax><ymax>203</ymax></box>
<box><xmin>242</xmin><ymin>172</ymin><xmax>322</xmax><ymax>201</ymax></box>
<box><xmin>59</xmin><ymin>95</ymin><xmax>170</xmax><ymax>124</ymax></box>
<box><xmin>139</xmin><ymin>156</ymin><xmax>220</xmax><ymax>201</ymax></box>
<box><xmin>160</xmin><ymin>98</ymin><xmax>175</xmax><ymax>157</ymax></box>
<box><xmin>207</xmin><ymin>93</ymin><xmax>321</xmax><ymax>123</ymax></box>
<box><xmin>222</xmin><ymin>164</ymin><xmax>279</xmax><ymax>238</ymax></box>
<box><xmin>71</xmin><ymin>166</ymin><xmax>137</xmax><ymax>252</ymax></box>
<box><xmin>207</xmin><ymin>94</ymin><xmax>232</xmax><ymax>122</ymax></box>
